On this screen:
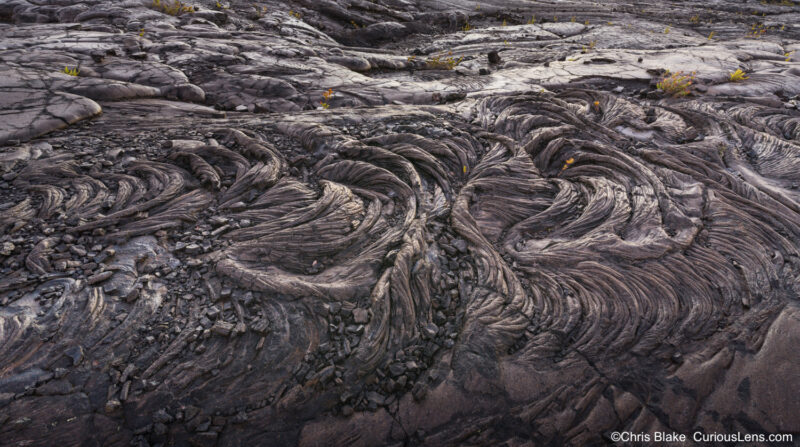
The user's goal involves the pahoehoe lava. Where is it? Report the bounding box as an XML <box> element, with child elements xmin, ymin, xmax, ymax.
<box><xmin>1</xmin><ymin>0</ymin><xmax>799</xmax><ymax>446</ymax></box>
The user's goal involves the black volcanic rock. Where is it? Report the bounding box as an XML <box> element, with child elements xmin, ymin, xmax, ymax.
<box><xmin>1</xmin><ymin>1</ymin><xmax>800</xmax><ymax>446</ymax></box>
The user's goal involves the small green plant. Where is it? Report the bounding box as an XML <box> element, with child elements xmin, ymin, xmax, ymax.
<box><xmin>62</xmin><ymin>66</ymin><xmax>79</xmax><ymax>76</ymax></box>
<box><xmin>747</xmin><ymin>23</ymin><xmax>767</xmax><ymax>38</ymax></box>
<box><xmin>462</xmin><ymin>22</ymin><xmax>473</xmax><ymax>31</ymax></box>
<box><xmin>151</xmin><ymin>0</ymin><xmax>194</xmax><ymax>16</ymax></box>
<box><xmin>426</xmin><ymin>53</ymin><xmax>463</xmax><ymax>70</ymax></box>
<box><xmin>656</xmin><ymin>70</ymin><xmax>696</xmax><ymax>97</ymax></box>
<box><xmin>581</xmin><ymin>40</ymin><xmax>597</xmax><ymax>53</ymax></box>
<box><xmin>289</xmin><ymin>10</ymin><xmax>301</xmax><ymax>19</ymax></box>
<box><xmin>729</xmin><ymin>68</ymin><xmax>749</xmax><ymax>82</ymax></box>
<box><xmin>707</xmin><ymin>31</ymin><xmax>715</xmax><ymax>40</ymax></box>
<box><xmin>528</xmin><ymin>15</ymin><xmax>536</xmax><ymax>24</ymax></box>
<box><xmin>690</xmin><ymin>15</ymin><xmax>699</xmax><ymax>23</ymax></box>
<box><xmin>664</xmin><ymin>25</ymin><xmax>671</xmax><ymax>34</ymax></box>
<box><xmin>320</xmin><ymin>88</ymin><xmax>333</xmax><ymax>109</ymax></box>
<box><xmin>351</xmin><ymin>20</ymin><xmax>360</xmax><ymax>29</ymax></box>
<box><xmin>501</xmin><ymin>19</ymin><xmax>507</xmax><ymax>27</ymax></box>
<box><xmin>786</xmin><ymin>51</ymin><xmax>795</xmax><ymax>62</ymax></box>
<box><xmin>252</xmin><ymin>4</ymin><xmax>267</xmax><ymax>17</ymax></box>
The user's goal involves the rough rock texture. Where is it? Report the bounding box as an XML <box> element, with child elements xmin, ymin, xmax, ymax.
<box><xmin>1</xmin><ymin>1</ymin><xmax>800</xmax><ymax>446</ymax></box>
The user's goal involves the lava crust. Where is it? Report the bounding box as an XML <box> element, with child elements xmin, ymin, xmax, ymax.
<box><xmin>1</xmin><ymin>0</ymin><xmax>799</xmax><ymax>446</ymax></box>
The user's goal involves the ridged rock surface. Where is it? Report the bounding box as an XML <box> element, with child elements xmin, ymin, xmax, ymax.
<box><xmin>1</xmin><ymin>1</ymin><xmax>799</xmax><ymax>446</ymax></box>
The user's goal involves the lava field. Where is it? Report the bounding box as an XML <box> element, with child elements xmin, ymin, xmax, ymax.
<box><xmin>1</xmin><ymin>0</ymin><xmax>799</xmax><ymax>446</ymax></box>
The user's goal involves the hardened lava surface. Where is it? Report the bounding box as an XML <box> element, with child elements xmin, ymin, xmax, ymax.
<box><xmin>1</xmin><ymin>0</ymin><xmax>800</xmax><ymax>446</ymax></box>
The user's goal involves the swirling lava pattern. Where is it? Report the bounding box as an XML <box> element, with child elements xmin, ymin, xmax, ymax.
<box><xmin>2</xmin><ymin>1</ymin><xmax>800</xmax><ymax>443</ymax></box>
<box><xmin>2</xmin><ymin>88</ymin><xmax>799</xmax><ymax>445</ymax></box>
<box><xmin>469</xmin><ymin>92</ymin><xmax>800</xmax><ymax>359</ymax></box>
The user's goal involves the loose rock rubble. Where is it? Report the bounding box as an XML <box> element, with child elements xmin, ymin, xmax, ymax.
<box><xmin>1</xmin><ymin>0</ymin><xmax>800</xmax><ymax>446</ymax></box>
